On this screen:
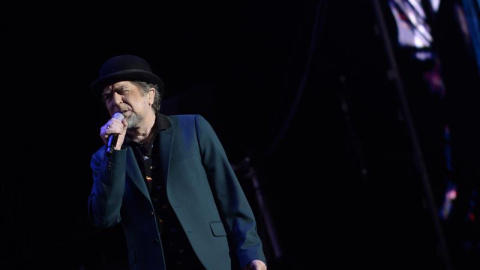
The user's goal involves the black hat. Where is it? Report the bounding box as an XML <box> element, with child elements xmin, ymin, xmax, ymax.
<box><xmin>90</xmin><ymin>55</ymin><xmax>165</xmax><ymax>95</ymax></box>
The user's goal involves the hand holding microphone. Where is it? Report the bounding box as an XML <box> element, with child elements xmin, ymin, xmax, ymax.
<box><xmin>101</xmin><ymin>112</ymin><xmax>126</xmax><ymax>156</ymax></box>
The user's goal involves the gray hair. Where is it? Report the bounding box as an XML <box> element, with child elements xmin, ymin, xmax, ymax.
<box><xmin>132</xmin><ymin>81</ymin><xmax>162</xmax><ymax>112</ymax></box>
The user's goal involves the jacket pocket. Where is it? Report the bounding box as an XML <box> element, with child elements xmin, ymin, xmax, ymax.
<box><xmin>209</xmin><ymin>221</ymin><xmax>227</xmax><ymax>237</ymax></box>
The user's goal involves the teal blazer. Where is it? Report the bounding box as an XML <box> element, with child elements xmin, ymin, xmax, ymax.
<box><xmin>88</xmin><ymin>114</ymin><xmax>266</xmax><ymax>270</ymax></box>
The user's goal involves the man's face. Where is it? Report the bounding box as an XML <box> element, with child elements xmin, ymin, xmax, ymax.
<box><xmin>102</xmin><ymin>81</ymin><xmax>152</xmax><ymax>128</ymax></box>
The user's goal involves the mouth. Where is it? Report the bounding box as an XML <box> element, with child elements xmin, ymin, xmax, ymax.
<box><xmin>116</xmin><ymin>107</ymin><xmax>130</xmax><ymax>115</ymax></box>
<box><xmin>121</xmin><ymin>110</ymin><xmax>132</xmax><ymax>117</ymax></box>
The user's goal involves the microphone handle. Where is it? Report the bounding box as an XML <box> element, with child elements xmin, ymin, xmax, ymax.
<box><xmin>106</xmin><ymin>134</ymin><xmax>118</xmax><ymax>156</ymax></box>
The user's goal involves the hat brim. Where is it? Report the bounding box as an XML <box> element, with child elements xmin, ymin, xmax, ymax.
<box><xmin>90</xmin><ymin>69</ymin><xmax>165</xmax><ymax>96</ymax></box>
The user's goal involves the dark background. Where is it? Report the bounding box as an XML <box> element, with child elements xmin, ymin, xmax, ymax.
<box><xmin>2</xmin><ymin>1</ymin><xmax>480</xmax><ymax>269</ymax></box>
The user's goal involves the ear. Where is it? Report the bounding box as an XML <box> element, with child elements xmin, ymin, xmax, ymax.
<box><xmin>148</xmin><ymin>88</ymin><xmax>156</xmax><ymax>104</ymax></box>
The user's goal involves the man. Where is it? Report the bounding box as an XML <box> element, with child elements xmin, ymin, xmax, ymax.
<box><xmin>87</xmin><ymin>54</ymin><xmax>267</xmax><ymax>270</ymax></box>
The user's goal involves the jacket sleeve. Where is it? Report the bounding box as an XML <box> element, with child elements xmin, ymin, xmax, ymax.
<box><xmin>194</xmin><ymin>115</ymin><xmax>267</xmax><ymax>268</ymax></box>
<box><xmin>88</xmin><ymin>147</ymin><xmax>128</xmax><ymax>228</ymax></box>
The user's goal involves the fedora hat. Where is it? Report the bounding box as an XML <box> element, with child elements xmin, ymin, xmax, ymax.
<box><xmin>90</xmin><ymin>55</ymin><xmax>165</xmax><ymax>95</ymax></box>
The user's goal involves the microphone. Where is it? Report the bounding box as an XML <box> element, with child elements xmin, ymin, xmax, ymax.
<box><xmin>106</xmin><ymin>112</ymin><xmax>125</xmax><ymax>156</ymax></box>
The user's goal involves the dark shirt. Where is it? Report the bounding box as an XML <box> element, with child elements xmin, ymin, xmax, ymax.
<box><xmin>127</xmin><ymin>119</ymin><xmax>204</xmax><ymax>269</ymax></box>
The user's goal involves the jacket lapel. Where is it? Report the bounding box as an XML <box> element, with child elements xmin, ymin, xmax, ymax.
<box><xmin>159</xmin><ymin>125</ymin><xmax>174</xmax><ymax>184</ymax></box>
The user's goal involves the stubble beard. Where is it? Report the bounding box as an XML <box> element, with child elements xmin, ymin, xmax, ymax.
<box><xmin>126</xmin><ymin>113</ymin><xmax>141</xmax><ymax>129</ymax></box>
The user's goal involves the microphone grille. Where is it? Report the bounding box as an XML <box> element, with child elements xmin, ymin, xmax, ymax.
<box><xmin>113</xmin><ymin>112</ymin><xmax>125</xmax><ymax>120</ymax></box>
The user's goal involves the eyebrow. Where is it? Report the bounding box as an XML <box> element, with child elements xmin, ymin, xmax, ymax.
<box><xmin>103</xmin><ymin>84</ymin><xmax>128</xmax><ymax>95</ymax></box>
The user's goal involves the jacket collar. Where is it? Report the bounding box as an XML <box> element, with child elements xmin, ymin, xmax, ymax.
<box><xmin>123</xmin><ymin>112</ymin><xmax>171</xmax><ymax>144</ymax></box>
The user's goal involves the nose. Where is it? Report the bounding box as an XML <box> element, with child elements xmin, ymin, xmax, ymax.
<box><xmin>113</xmin><ymin>92</ymin><xmax>123</xmax><ymax>105</ymax></box>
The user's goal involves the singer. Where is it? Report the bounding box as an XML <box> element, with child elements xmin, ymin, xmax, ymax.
<box><xmin>87</xmin><ymin>55</ymin><xmax>267</xmax><ymax>270</ymax></box>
